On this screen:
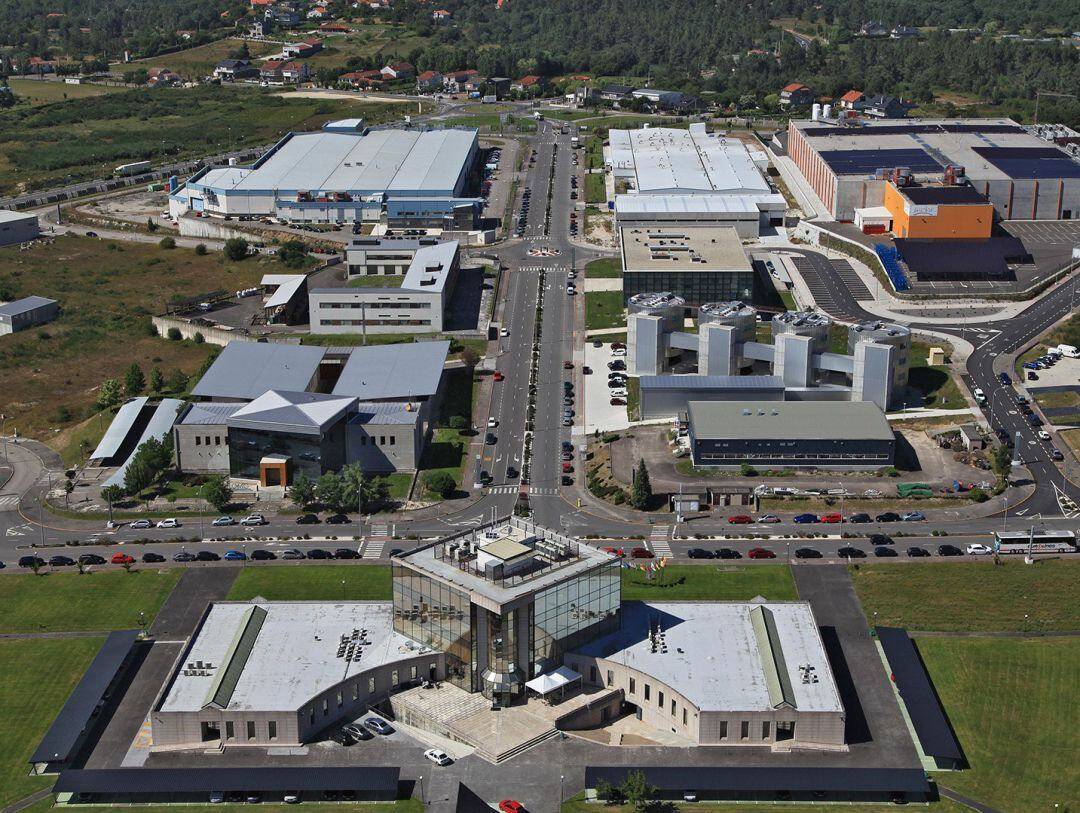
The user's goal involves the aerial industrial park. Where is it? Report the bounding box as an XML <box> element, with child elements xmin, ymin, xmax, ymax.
<box><xmin>0</xmin><ymin>14</ymin><xmax>1078</xmax><ymax>813</ymax></box>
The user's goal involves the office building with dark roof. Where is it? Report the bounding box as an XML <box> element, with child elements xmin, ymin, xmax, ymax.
<box><xmin>787</xmin><ymin>117</ymin><xmax>1080</xmax><ymax>221</ymax></box>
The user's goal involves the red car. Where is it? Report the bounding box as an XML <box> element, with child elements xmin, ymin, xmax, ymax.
<box><xmin>630</xmin><ymin>547</ymin><xmax>654</xmax><ymax>558</ymax></box>
<box><xmin>819</xmin><ymin>513</ymin><xmax>843</xmax><ymax>524</ymax></box>
<box><xmin>727</xmin><ymin>515</ymin><xmax>753</xmax><ymax>524</ymax></box>
<box><xmin>603</xmin><ymin>547</ymin><xmax>625</xmax><ymax>557</ymax></box>
<box><xmin>748</xmin><ymin>548</ymin><xmax>776</xmax><ymax>559</ymax></box>
<box><xmin>111</xmin><ymin>553</ymin><xmax>135</xmax><ymax>565</ymax></box>
<box><xmin>493</xmin><ymin>370</ymin><xmax>505</xmax><ymax>382</ymax></box>
<box><xmin>499</xmin><ymin>802</ymin><xmax>525</xmax><ymax>813</ymax></box>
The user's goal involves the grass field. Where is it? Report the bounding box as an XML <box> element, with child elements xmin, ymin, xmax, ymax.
<box><xmin>0</xmin><ymin>637</ymin><xmax>104</xmax><ymax>806</ymax></box>
<box><xmin>584</xmin><ymin>258</ymin><xmax>622</xmax><ymax>278</ymax></box>
<box><xmin>228</xmin><ymin>565</ymin><xmax>392</xmax><ymax>601</ymax></box>
<box><xmin>9</xmin><ymin>77</ymin><xmax>127</xmax><ymax>107</ymax></box>
<box><xmin>0</xmin><ymin>235</ymin><xmax>271</xmax><ymax>440</ymax></box>
<box><xmin>0</xmin><ymin>570</ymin><xmax>181</xmax><ymax>633</ymax></box>
<box><xmin>585</xmin><ymin>291</ymin><xmax>626</xmax><ymax>330</ymax></box>
<box><xmin>620</xmin><ymin>564</ymin><xmax>797</xmax><ymax>601</ymax></box>
<box><xmin>917</xmin><ymin>636</ymin><xmax>1080</xmax><ymax>812</ymax></box>
<box><xmin>0</xmin><ymin>85</ymin><xmax>404</xmax><ymax>194</ymax></box>
<box><xmin>852</xmin><ymin>559</ymin><xmax>1079</xmax><ymax>631</ymax></box>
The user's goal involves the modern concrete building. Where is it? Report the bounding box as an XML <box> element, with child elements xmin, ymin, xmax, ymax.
<box><xmin>151</xmin><ymin>602</ymin><xmax>445</xmax><ymax>749</ymax></box>
<box><xmin>0</xmin><ymin>295</ymin><xmax>58</xmax><ymax>335</ymax></box>
<box><xmin>687</xmin><ymin>400</ymin><xmax>896</xmax><ymax>469</ymax></box>
<box><xmin>569</xmin><ymin>600</ymin><xmax>845</xmax><ymax>747</ymax></box>
<box><xmin>310</xmin><ymin>239</ymin><xmax>459</xmax><ymax>334</ymax></box>
<box><xmin>171</xmin><ymin>125</ymin><xmax>481</xmax><ymax>228</ymax></box>
<box><xmin>619</xmin><ymin>226</ymin><xmax>755</xmax><ymax>306</ymax></box>
<box><xmin>787</xmin><ymin>117</ymin><xmax>1080</xmax><ymax>221</ymax></box>
<box><xmin>607</xmin><ymin>124</ymin><xmax>785</xmax><ymax>234</ymax></box>
<box><xmin>0</xmin><ymin>210</ymin><xmax>41</xmax><ymax>246</ymax></box>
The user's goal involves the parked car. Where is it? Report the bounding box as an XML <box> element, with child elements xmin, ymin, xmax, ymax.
<box><xmin>687</xmin><ymin>548</ymin><xmax>714</xmax><ymax>559</ymax></box>
<box><xmin>837</xmin><ymin>547</ymin><xmax>866</xmax><ymax>558</ymax></box>
<box><xmin>363</xmin><ymin>717</ymin><xmax>394</xmax><ymax>735</ymax></box>
<box><xmin>281</xmin><ymin>548</ymin><xmax>306</xmax><ymax>560</ymax></box>
<box><xmin>211</xmin><ymin>516</ymin><xmax>235</xmax><ymax>527</ymax></box>
<box><xmin>156</xmin><ymin>518</ymin><xmax>179</xmax><ymax>529</ymax></box>
<box><xmin>424</xmin><ymin>748</ymin><xmax>453</xmax><ymax>766</ymax></box>
<box><xmin>130</xmin><ymin>519</ymin><xmax>153</xmax><ymax>530</ymax></box>
<box><xmin>901</xmin><ymin>511</ymin><xmax>925</xmax><ymax>522</ymax></box>
<box><xmin>966</xmin><ymin>543</ymin><xmax>993</xmax><ymax>555</ymax></box>
<box><xmin>223</xmin><ymin>550</ymin><xmax>247</xmax><ymax>561</ymax></box>
<box><xmin>251</xmin><ymin>549</ymin><xmax>276</xmax><ymax>560</ymax></box>
<box><xmin>172</xmin><ymin>552</ymin><xmax>196</xmax><ymax>562</ymax></box>
<box><xmin>874</xmin><ymin>546</ymin><xmax>898</xmax><ymax>557</ymax></box>
<box><xmin>748</xmin><ymin>548</ymin><xmax>776</xmax><ymax>559</ymax></box>
<box><xmin>937</xmin><ymin>544</ymin><xmax>963</xmax><ymax>557</ymax></box>
<box><xmin>630</xmin><ymin>547</ymin><xmax>654</xmax><ymax>558</ymax></box>
<box><xmin>794</xmin><ymin>548</ymin><xmax>822</xmax><ymax>559</ymax></box>
<box><xmin>296</xmin><ymin>514</ymin><xmax>320</xmax><ymax>525</ymax></box>
<box><xmin>727</xmin><ymin>515</ymin><xmax>753</xmax><ymax>524</ymax></box>
<box><xmin>78</xmin><ymin>553</ymin><xmax>106</xmax><ymax>565</ymax></box>
<box><xmin>195</xmin><ymin>551</ymin><xmax>220</xmax><ymax>562</ymax></box>
<box><xmin>793</xmin><ymin>513</ymin><xmax>818</xmax><ymax>524</ymax></box>
<box><xmin>906</xmin><ymin>546</ymin><xmax>930</xmax><ymax>557</ymax></box>
<box><xmin>111</xmin><ymin>553</ymin><xmax>135</xmax><ymax>564</ymax></box>
<box><xmin>141</xmin><ymin>552</ymin><xmax>166</xmax><ymax>563</ymax></box>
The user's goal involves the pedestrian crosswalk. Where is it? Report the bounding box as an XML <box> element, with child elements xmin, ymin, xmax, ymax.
<box><xmin>0</xmin><ymin>494</ymin><xmax>20</xmax><ymax>513</ymax></box>
<box><xmin>649</xmin><ymin>525</ymin><xmax>673</xmax><ymax>558</ymax></box>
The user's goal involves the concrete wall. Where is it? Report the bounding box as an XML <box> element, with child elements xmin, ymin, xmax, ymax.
<box><xmin>174</xmin><ymin>424</ymin><xmax>231</xmax><ymax>474</ymax></box>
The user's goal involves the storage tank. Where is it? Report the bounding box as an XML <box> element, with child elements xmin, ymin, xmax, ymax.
<box><xmin>811</xmin><ymin>103</ymin><xmax>821</xmax><ymax>121</ymax></box>
<box><xmin>771</xmin><ymin>310</ymin><xmax>831</xmax><ymax>354</ymax></box>
<box><xmin>698</xmin><ymin>301</ymin><xmax>757</xmax><ymax>344</ymax></box>
<box><xmin>848</xmin><ymin>321</ymin><xmax>911</xmax><ymax>388</ymax></box>
<box><xmin>822</xmin><ymin>103</ymin><xmax>833</xmax><ymax>120</ymax></box>
<box><xmin>628</xmin><ymin>291</ymin><xmax>684</xmax><ymax>334</ymax></box>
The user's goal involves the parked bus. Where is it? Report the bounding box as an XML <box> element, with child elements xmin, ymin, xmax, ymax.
<box><xmin>993</xmin><ymin>529</ymin><xmax>1078</xmax><ymax>554</ymax></box>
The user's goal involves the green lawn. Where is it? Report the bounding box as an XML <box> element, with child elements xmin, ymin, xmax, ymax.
<box><xmin>852</xmin><ymin>559</ymin><xmax>1079</xmax><ymax>632</ymax></box>
<box><xmin>0</xmin><ymin>638</ymin><xmax>104</xmax><ymax>806</ymax></box>
<box><xmin>585</xmin><ymin>172</ymin><xmax>607</xmax><ymax>204</ymax></box>
<box><xmin>585</xmin><ymin>258</ymin><xmax>622</xmax><ymax>278</ymax></box>
<box><xmin>918</xmin><ymin>636</ymin><xmax>1080</xmax><ymax>812</ymax></box>
<box><xmin>0</xmin><ymin>570</ymin><xmax>181</xmax><ymax>633</ymax></box>
<box><xmin>585</xmin><ymin>291</ymin><xmax>626</xmax><ymax>330</ymax></box>
<box><xmin>346</xmin><ymin>275</ymin><xmax>405</xmax><ymax>288</ymax></box>
<box><xmin>620</xmin><ymin>564</ymin><xmax>797</xmax><ymax>601</ymax></box>
<box><xmin>227</xmin><ymin>565</ymin><xmax>392</xmax><ymax>601</ymax></box>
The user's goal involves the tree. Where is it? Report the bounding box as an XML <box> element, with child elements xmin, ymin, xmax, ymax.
<box><xmin>316</xmin><ymin>471</ymin><xmax>345</xmax><ymax>512</ymax></box>
<box><xmin>149</xmin><ymin>366</ymin><xmax>164</xmax><ymax>393</ymax></box>
<box><xmin>124</xmin><ymin>362</ymin><xmax>146</xmax><ymax>396</ymax></box>
<box><xmin>630</xmin><ymin>459</ymin><xmax>652</xmax><ymax>511</ymax></box>
<box><xmin>620</xmin><ymin>770</ymin><xmax>657</xmax><ymax>813</ymax></box>
<box><xmin>96</xmin><ymin>378</ymin><xmax>122</xmax><ymax>410</ymax></box>
<box><xmin>289</xmin><ymin>470</ymin><xmax>316</xmax><ymax>508</ymax></box>
<box><xmin>167</xmin><ymin>368</ymin><xmax>189</xmax><ymax>393</ymax></box>
<box><xmin>202</xmin><ymin>475</ymin><xmax>233</xmax><ymax>511</ymax></box>
<box><xmin>223</xmin><ymin>237</ymin><xmax>249</xmax><ymax>261</ymax></box>
<box><xmin>423</xmin><ymin>470</ymin><xmax>456</xmax><ymax>499</ymax></box>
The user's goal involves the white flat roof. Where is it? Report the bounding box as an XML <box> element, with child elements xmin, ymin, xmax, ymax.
<box><xmin>608</xmin><ymin>128</ymin><xmax>771</xmax><ymax>195</ymax></box>
<box><xmin>198</xmin><ymin>129</ymin><xmax>477</xmax><ymax>195</ymax></box>
<box><xmin>159</xmin><ymin>602</ymin><xmax>422</xmax><ymax>713</ymax></box>
<box><xmin>574</xmin><ymin>601</ymin><xmax>843</xmax><ymax>714</ymax></box>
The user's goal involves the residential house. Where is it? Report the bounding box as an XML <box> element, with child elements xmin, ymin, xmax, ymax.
<box><xmin>339</xmin><ymin>69</ymin><xmax>383</xmax><ymax>87</ymax></box>
<box><xmin>215</xmin><ymin>59</ymin><xmax>259</xmax><ymax>81</ymax></box>
<box><xmin>862</xmin><ymin>94</ymin><xmax>911</xmax><ymax>118</ymax></box>
<box><xmin>283</xmin><ymin>38</ymin><xmax>323</xmax><ymax>58</ymax></box>
<box><xmin>600</xmin><ymin>84</ymin><xmax>633</xmax><ymax>101</ymax></box>
<box><xmin>380</xmin><ymin>62</ymin><xmax>415</xmax><ymax>80</ymax></box>
<box><xmin>147</xmin><ymin>67</ymin><xmax>181</xmax><ymax>87</ymax></box>
<box><xmin>890</xmin><ymin>25</ymin><xmax>921</xmax><ymax>38</ymax></box>
<box><xmin>858</xmin><ymin>21</ymin><xmax>888</xmax><ymax>37</ymax></box>
<box><xmin>779</xmin><ymin>82</ymin><xmax>813</xmax><ymax>106</ymax></box>
<box><xmin>432</xmin><ymin>9</ymin><xmax>451</xmax><ymax>21</ymax></box>
<box><xmin>839</xmin><ymin>89</ymin><xmax>865</xmax><ymax>110</ymax></box>
<box><xmin>512</xmin><ymin>74</ymin><xmax>547</xmax><ymax>93</ymax></box>
<box><xmin>416</xmin><ymin>70</ymin><xmax>443</xmax><ymax>92</ymax></box>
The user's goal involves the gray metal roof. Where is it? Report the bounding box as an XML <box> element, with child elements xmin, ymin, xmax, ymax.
<box><xmin>640</xmin><ymin>375</ymin><xmax>784</xmax><ymax>391</ymax></box>
<box><xmin>332</xmin><ymin>340</ymin><xmax>449</xmax><ymax>401</ymax></box>
<box><xmin>0</xmin><ymin>295</ymin><xmax>56</xmax><ymax>316</ymax></box>
<box><xmin>103</xmin><ymin>400</ymin><xmax>183</xmax><ymax>489</ymax></box>
<box><xmin>191</xmin><ymin>342</ymin><xmax>326</xmax><ymax>401</ymax></box>
<box><xmin>90</xmin><ymin>397</ymin><xmax>148</xmax><ymax>460</ymax></box>
<box><xmin>688</xmin><ymin>400</ymin><xmax>894</xmax><ymax>441</ymax></box>
<box><xmin>178</xmin><ymin>402</ymin><xmax>246</xmax><ymax>426</ymax></box>
<box><xmin>30</xmin><ymin>630</ymin><xmax>140</xmax><ymax>765</ymax></box>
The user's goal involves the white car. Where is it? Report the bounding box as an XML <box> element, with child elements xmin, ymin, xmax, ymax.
<box><xmin>1037</xmin><ymin>430</ymin><xmax>1051</xmax><ymax>441</ymax></box>
<box><xmin>488</xmin><ymin>417</ymin><xmax>498</xmax><ymax>428</ymax></box>
<box><xmin>966</xmin><ymin>543</ymin><xmax>993</xmax><ymax>555</ymax></box>
<box><xmin>423</xmin><ymin>748</ymin><xmax>453</xmax><ymax>766</ymax></box>
<box><xmin>156</xmin><ymin>518</ymin><xmax>179</xmax><ymax>529</ymax></box>
<box><xmin>240</xmin><ymin>514</ymin><xmax>265</xmax><ymax>526</ymax></box>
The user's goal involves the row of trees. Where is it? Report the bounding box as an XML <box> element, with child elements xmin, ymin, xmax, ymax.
<box><xmin>288</xmin><ymin>465</ymin><xmax>388</xmax><ymax>514</ymax></box>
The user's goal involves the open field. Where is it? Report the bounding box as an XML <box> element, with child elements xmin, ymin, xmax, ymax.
<box><xmin>620</xmin><ymin>564</ymin><xmax>797</xmax><ymax>601</ymax></box>
<box><xmin>0</xmin><ymin>235</ymin><xmax>272</xmax><ymax>442</ymax></box>
<box><xmin>917</xmin><ymin>636</ymin><xmax>1080</xmax><ymax>812</ymax></box>
<box><xmin>115</xmin><ymin>39</ymin><xmax>281</xmax><ymax>78</ymax></box>
<box><xmin>585</xmin><ymin>291</ymin><xmax>626</xmax><ymax>331</ymax></box>
<box><xmin>0</xmin><ymin>570</ymin><xmax>181</xmax><ymax>633</ymax></box>
<box><xmin>585</xmin><ymin>258</ymin><xmax>622</xmax><ymax>278</ymax></box>
<box><xmin>0</xmin><ymin>85</ymin><xmax>405</xmax><ymax>194</ymax></box>
<box><xmin>852</xmin><ymin>559</ymin><xmax>1079</xmax><ymax>631</ymax></box>
<box><xmin>8</xmin><ymin>78</ymin><xmax>128</xmax><ymax>107</ymax></box>
<box><xmin>227</xmin><ymin>564</ymin><xmax>392</xmax><ymax>601</ymax></box>
<box><xmin>0</xmin><ymin>638</ymin><xmax>104</xmax><ymax>806</ymax></box>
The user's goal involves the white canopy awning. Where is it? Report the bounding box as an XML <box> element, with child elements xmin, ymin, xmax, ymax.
<box><xmin>525</xmin><ymin>665</ymin><xmax>582</xmax><ymax>695</ymax></box>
